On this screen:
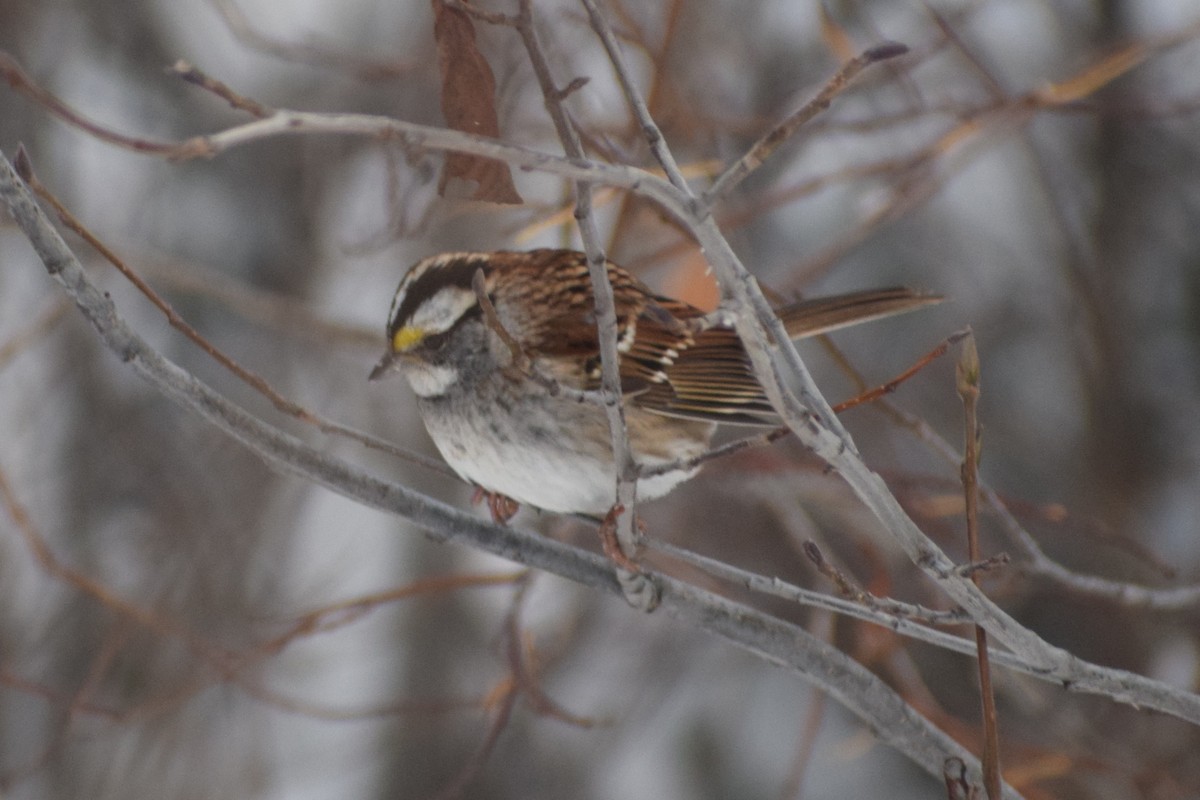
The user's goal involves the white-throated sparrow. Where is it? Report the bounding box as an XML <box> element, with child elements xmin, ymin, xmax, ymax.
<box><xmin>370</xmin><ymin>249</ymin><xmax>938</xmax><ymax>517</ymax></box>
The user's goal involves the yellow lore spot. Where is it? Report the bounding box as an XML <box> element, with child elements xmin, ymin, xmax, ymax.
<box><xmin>391</xmin><ymin>326</ymin><xmax>426</xmax><ymax>352</ymax></box>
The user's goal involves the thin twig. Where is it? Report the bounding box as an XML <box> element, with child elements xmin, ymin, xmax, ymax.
<box><xmin>428</xmin><ymin>574</ymin><xmax>533</xmax><ymax>800</ymax></box>
<box><xmin>472</xmin><ymin>267</ymin><xmax>531</xmax><ymax>370</ymax></box>
<box><xmin>0</xmin><ymin>297</ymin><xmax>69</xmax><ymax>370</ymax></box>
<box><xmin>833</xmin><ymin>329</ymin><xmax>969</xmax><ymax>413</ymax></box>
<box><xmin>0</xmin><ymin>459</ymin><xmax>201</xmax><ymax>645</ymax></box>
<box><xmin>140</xmin><ymin>254</ymin><xmax>378</xmax><ymax>348</ymax></box>
<box><xmin>470</xmin><ymin>267</ymin><xmax>604</xmax><ymax>405</ymax></box>
<box><xmin>231</xmin><ymin>683</ymin><xmax>486</xmax><ymax>723</ymax></box>
<box><xmin>578</xmin><ymin>0</ymin><xmax>690</xmax><ymax>192</ymax></box>
<box><xmin>637</xmin><ymin>427</ymin><xmax>789</xmax><ymax>478</ymax></box>
<box><xmin>508</xmin><ymin>0</ymin><xmax>646</xmax><ymax>584</ymax></box>
<box><xmin>13</xmin><ymin>148</ymin><xmax>450</xmax><ymax>477</ymax></box>
<box><xmin>502</xmin><ymin>577</ymin><xmax>598</xmax><ymax>728</ymax></box>
<box><xmin>601</xmin><ymin>0</ymin><xmax>686</xmax><ymax>249</ymax></box>
<box><xmin>430</xmin><ymin>674</ymin><xmax>519</xmax><ymax>800</ymax></box>
<box><xmin>702</xmin><ymin>42</ymin><xmax>910</xmax><ymax>207</ymax></box>
<box><xmin>648</xmin><ymin>538</ymin><xmax>1010</xmax><ymax>640</ymax></box>
<box><xmin>0</xmin><ymin>52</ymin><xmax>179</xmax><ymax>154</ymax></box>
<box><xmin>168</xmin><ymin>60</ymin><xmax>274</xmax><ymax>118</ymax></box>
<box><xmin>640</xmin><ymin>330</ymin><xmax>957</xmax><ymax>480</ymax></box>
<box><xmin>778</xmin><ymin>608</ymin><xmax>831</xmax><ymax>800</ymax></box>
<box><xmin>1</xmin><ymin>149</ymin><xmax>1042</xmax><ymax>793</ymax></box>
<box><xmin>884</xmin><ymin>402</ymin><xmax>1200</xmax><ymax>610</ymax></box>
<box><xmin>561</xmin><ymin>2</ymin><xmax>1194</xmax><ymax>679</ymax></box>
<box><xmin>804</xmin><ymin>540</ymin><xmax>877</xmax><ymax>603</ymax></box>
<box><xmin>956</xmin><ymin>332</ymin><xmax>1002</xmax><ymax>799</ymax></box>
<box><xmin>277</xmin><ymin>572</ymin><xmax>528</xmax><ymax>643</ymax></box>
<box><xmin>1</xmin><ymin>448</ymin><xmax>515</xmax><ymax>725</ymax></box>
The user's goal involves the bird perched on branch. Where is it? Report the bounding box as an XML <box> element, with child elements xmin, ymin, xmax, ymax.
<box><xmin>371</xmin><ymin>248</ymin><xmax>938</xmax><ymax>525</ymax></box>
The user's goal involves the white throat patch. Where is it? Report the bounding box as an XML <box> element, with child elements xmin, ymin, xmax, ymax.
<box><xmin>405</xmin><ymin>363</ymin><xmax>460</xmax><ymax>397</ymax></box>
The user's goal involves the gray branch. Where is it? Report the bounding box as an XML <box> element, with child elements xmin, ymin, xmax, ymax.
<box><xmin>1</xmin><ymin>148</ymin><xmax>1016</xmax><ymax>796</ymax></box>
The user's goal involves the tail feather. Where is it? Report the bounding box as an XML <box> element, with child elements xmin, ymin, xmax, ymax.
<box><xmin>778</xmin><ymin>287</ymin><xmax>942</xmax><ymax>339</ymax></box>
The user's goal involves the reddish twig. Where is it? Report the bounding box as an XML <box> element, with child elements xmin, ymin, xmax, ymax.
<box><xmin>703</xmin><ymin>41</ymin><xmax>910</xmax><ymax>206</ymax></box>
<box><xmin>168</xmin><ymin>60</ymin><xmax>273</xmax><ymax>118</ymax></box>
<box><xmin>956</xmin><ymin>331</ymin><xmax>1002</xmax><ymax>799</ymax></box>
<box><xmin>0</xmin><ymin>52</ymin><xmax>179</xmax><ymax>154</ymax></box>
<box><xmin>832</xmin><ymin>329</ymin><xmax>967</xmax><ymax>413</ymax></box>
<box><xmin>641</xmin><ymin>329</ymin><xmax>953</xmax><ymax>480</ymax></box>
<box><xmin>13</xmin><ymin>148</ymin><xmax>450</xmax><ymax>476</ymax></box>
<box><xmin>501</xmin><ymin>578</ymin><xmax>598</xmax><ymax>729</ymax></box>
<box><xmin>0</xmin><ymin>297</ymin><xmax>69</xmax><ymax>370</ymax></box>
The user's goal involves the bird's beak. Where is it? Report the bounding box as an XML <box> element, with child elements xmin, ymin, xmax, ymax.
<box><xmin>369</xmin><ymin>352</ymin><xmax>398</xmax><ymax>382</ymax></box>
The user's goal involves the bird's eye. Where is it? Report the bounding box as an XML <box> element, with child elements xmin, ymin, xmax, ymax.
<box><xmin>421</xmin><ymin>329</ymin><xmax>451</xmax><ymax>352</ymax></box>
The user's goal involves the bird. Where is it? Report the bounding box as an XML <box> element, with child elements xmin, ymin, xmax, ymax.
<box><xmin>370</xmin><ymin>248</ymin><xmax>938</xmax><ymax>524</ymax></box>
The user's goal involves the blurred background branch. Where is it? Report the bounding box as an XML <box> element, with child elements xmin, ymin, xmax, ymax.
<box><xmin>3</xmin><ymin>1</ymin><xmax>1200</xmax><ymax>798</ymax></box>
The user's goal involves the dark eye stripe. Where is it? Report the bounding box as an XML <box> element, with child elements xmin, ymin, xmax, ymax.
<box><xmin>418</xmin><ymin>304</ymin><xmax>482</xmax><ymax>352</ymax></box>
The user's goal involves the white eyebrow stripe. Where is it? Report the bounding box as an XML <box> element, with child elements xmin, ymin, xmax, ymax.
<box><xmin>388</xmin><ymin>252</ymin><xmax>493</xmax><ymax>333</ymax></box>
<box><xmin>408</xmin><ymin>286</ymin><xmax>477</xmax><ymax>334</ymax></box>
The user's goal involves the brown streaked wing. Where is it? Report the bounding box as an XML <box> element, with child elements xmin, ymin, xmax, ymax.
<box><xmin>489</xmin><ymin>251</ymin><xmax>940</xmax><ymax>424</ymax></box>
<box><xmin>632</xmin><ymin>286</ymin><xmax>941</xmax><ymax>425</ymax></box>
<box><xmin>510</xmin><ymin>250</ymin><xmax>704</xmax><ymax>394</ymax></box>
<box><xmin>632</xmin><ymin>326</ymin><xmax>775</xmax><ymax>425</ymax></box>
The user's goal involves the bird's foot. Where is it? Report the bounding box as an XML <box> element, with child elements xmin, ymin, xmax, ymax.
<box><xmin>598</xmin><ymin>504</ymin><xmax>644</xmax><ymax>573</ymax></box>
<box><xmin>472</xmin><ymin>486</ymin><xmax>521</xmax><ymax>525</ymax></box>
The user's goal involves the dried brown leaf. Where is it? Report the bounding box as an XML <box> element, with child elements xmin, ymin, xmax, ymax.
<box><xmin>431</xmin><ymin>0</ymin><xmax>522</xmax><ymax>204</ymax></box>
<box><xmin>818</xmin><ymin>4</ymin><xmax>857</xmax><ymax>64</ymax></box>
<box><xmin>1033</xmin><ymin>42</ymin><xmax>1148</xmax><ymax>105</ymax></box>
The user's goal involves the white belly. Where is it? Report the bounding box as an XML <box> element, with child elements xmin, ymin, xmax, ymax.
<box><xmin>417</xmin><ymin>392</ymin><xmax>709</xmax><ymax>515</ymax></box>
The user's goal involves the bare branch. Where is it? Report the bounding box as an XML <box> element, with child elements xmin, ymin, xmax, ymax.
<box><xmin>655</xmin><ymin>537</ymin><xmax>974</xmax><ymax>626</ymax></box>
<box><xmin>0</xmin><ymin>51</ymin><xmax>179</xmax><ymax>154</ymax></box>
<box><xmin>6</xmin><ymin>8</ymin><xmax>1200</xmax><ymax>793</ymax></box>
<box><xmin>5</xmin><ymin>76</ymin><xmax>1190</xmax><ymax>726</ymax></box>
<box><xmin>549</xmin><ymin>5</ymin><xmax>1200</xmax><ymax>726</ymax></box>
<box><xmin>578</xmin><ymin>0</ymin><xmax>690</xmax><ymax>192</ymax></box>
<box><xmin>956</xmin><ymin>332</ymin><xmax>1002</xmax><ymax>799</ymax></box>
<box><xmin>0</xmin><ymin>147</ymin><xmax>1023</xmax><ymax>795</ymax></box>
<box><xmin>15</xmin><ymin>148</ymin><xmax>449</xmax><ymax>476</ymax></box>
<box><xmin>168</xmin><ymin>60</ymin><xmax>273</xmax><ymax>118</ymax></box>
<box><xmin>886</xmin><ymin>404</ymin><xmax>1200</xmax><ymax>610</ymax></box>
<box><xmin>508</xmin><ymin>0</ymin><xmax>645</xmax><ymax>586</ymax></box>
<box><xmin>703</xmin><ymin>41</ymin><xmax>910</xmax><ymax>207</ymax></box>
